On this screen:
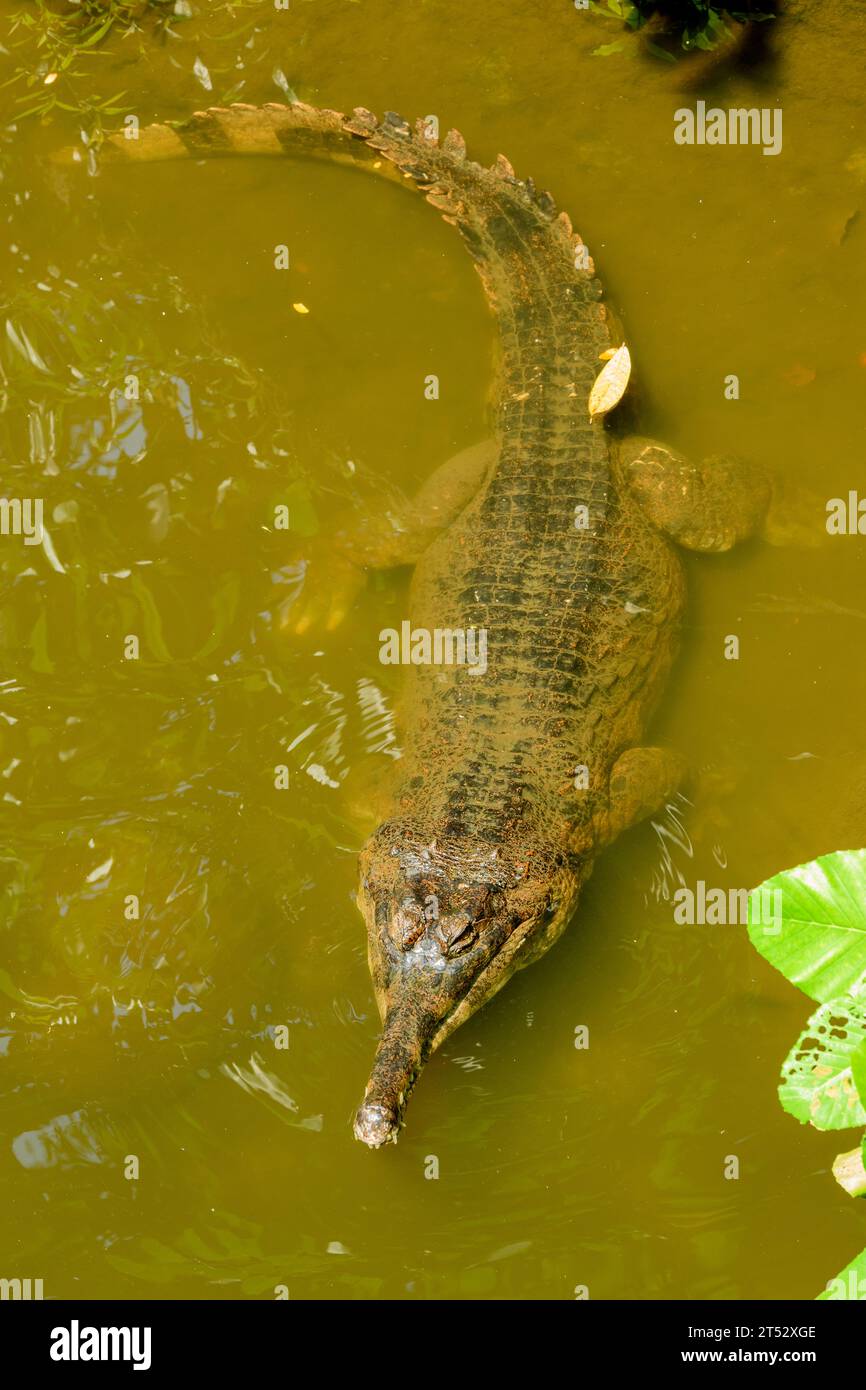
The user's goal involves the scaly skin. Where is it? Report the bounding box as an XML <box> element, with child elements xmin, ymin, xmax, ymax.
<box><xmin>56</xmin><ymin>102</ymin><xmax>691</xmax><ymax>1147</ymax></box>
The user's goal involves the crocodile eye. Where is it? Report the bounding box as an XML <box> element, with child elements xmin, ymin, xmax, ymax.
<box><xmin>393</xmin><ymin>900</ymin><xmax>425</xmax><ymax>950</ymax></box>
<box><xmin>441</xmin><ymin>916</ymin><xmax>478</xmax><ymax>956</ymax></box>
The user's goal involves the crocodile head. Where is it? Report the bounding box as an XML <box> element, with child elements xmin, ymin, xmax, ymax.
<box><xmin>353</xmin><ymin>827</ymin><xmax>569</xmax><ymax>1147</ymax></box>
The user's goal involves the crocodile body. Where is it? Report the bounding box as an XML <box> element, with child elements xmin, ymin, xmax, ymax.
<box><xmin>58</xmin><ymin>102</ymin><xmax>701</xmax><ymax>1146</ymax></box>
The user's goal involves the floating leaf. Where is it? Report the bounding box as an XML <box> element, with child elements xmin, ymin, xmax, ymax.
<box><xmin>781</xmin><ymin>362</ymin><xmax>816</xmax><ymax>388</ymax></box>
<box><xmin>292</xmin><ymin>303</ymin><xmax>309</xmax><ymax>315</ymax></box>
<box><xmin>779</xmin><ymin>993</ymin><xmax>866</xmax><ymax>1130</ymax></box>
<box><xmin>748</xmin><ymin>850</ymin><xmax>866</xmax><ymax>1001</ymax></box>
<box><xmin>588</xmin><ymin>343</ymin><xmax>631</xmax><ymax>421</ymax></box>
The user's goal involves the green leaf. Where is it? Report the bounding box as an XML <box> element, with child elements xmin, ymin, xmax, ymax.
<box><xmin>644</xmin><ymin>39</ymin><xmax>677</xmax><ymax>63</ymax></box>
<box><xmin>78</xmin><ymin>15</ymin><xmax>115</xmax><ymax>48</ymax></box>
<box><xmin>748</xmin><ymin>849</ymin><xmax>866</xmax><ymax>1001</ymax></box>
<box><xmin>817</xmin><ymin>1246</ymin><xmax>866</xmax><ymax>1300</ymax></box>
<box><xmin>832</xmin><ymin>1144</ymin><xmax>866</xmax><ymax>1198</ymax></box>
<box><xmin>853</xmin><ymin>1038</ymin><xmax>866</xmax><ymax>1105</ymax></box>
<box><xmin>779</xmin><ymin>994</ymin><xmax>866</xmax><ymax>1130</ymax></box>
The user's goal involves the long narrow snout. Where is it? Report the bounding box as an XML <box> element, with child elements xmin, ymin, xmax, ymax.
<box><xmin>353</xmin><ymin>1001</ymin><xmax>436</xmax><ymax>1148</ymax></box>
<box><xmin>352</xmin><ymin>852</ymin><xmax>527</xmax><ymax>1147</ymax></box>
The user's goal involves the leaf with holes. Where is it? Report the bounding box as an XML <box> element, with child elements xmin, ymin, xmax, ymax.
<box><xmin>748</xmin><ymin>849</ymin><xmax>866</xmax><ymax>1001</ymax></box>
<box><xmin>779</xmin><ymin>994</ymin><xmax>866</xmax><ymax>1130</ymax></box>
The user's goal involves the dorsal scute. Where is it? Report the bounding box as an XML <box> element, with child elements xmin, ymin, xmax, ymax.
<box><xmin>62</xmin><ymin>101</ymin><xmax>598</xmax><ymax>303</ymax></box>
<box><xmin>345</xmin><ymin>107</ymin><xmax>379</xmax><ymax>136</ymax></box>
<box><xmin>414</xmin><ymin>116</ymin><xmax>439</xmax><ymax>146</ymax></box>
<box><xmin>383</xmin><ymin>111</ymin><xmax>411</xmax><ymax>138</ymax></box>
<box><xmin>426</xmin><ymin>189</ymin><xmax>459</xmax><ymax>214</ymax></box>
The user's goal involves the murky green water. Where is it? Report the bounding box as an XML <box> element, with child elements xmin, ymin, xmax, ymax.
<box><xmin>2</xmin><ymin>0</ymin><xmax>866</xmax><ymax>1300</ymax></box>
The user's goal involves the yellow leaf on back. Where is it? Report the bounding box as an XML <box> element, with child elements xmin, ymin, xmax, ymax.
<box><xmin>588</xmin><ymin>343</ymin><xmax>631</xmax><ymax>422</ymax></box>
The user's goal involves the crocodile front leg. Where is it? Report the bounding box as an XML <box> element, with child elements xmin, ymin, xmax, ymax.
<box><xmin>616</xmin><ymin>435</ymin><xmax>771</xmax><ymax>553</ymax></box>
<box><xmin>282</xmin><ymin>438</ymin><xmax>495</xmax><ymax>634</ymax></box>
<box><xmin>590</xmin><ymin>745</ymin><xmax>687</xmax><ymax>851</ymax></box>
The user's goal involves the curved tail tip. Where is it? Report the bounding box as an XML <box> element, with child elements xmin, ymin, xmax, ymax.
<box><xmin>353</xmin><ymin>1102</ymin><xmax>399</xmax><ymax>1148</ymax></box>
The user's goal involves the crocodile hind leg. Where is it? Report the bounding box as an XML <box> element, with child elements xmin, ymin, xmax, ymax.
<box><xmin>616</xmin><ymin>436</ymin><xmax>772</xmax><ymax>552</ymax></box>
<box><xmin>282</xmin><ymin>439</ymin><xmax>496</xmax><ymax>634</ymax></box>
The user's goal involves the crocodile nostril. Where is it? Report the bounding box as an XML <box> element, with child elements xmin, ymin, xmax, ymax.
<box><xmin>354</xmin><ymin>1103</ymin><xmax>399</xmax><ymax>1148</ymax></box>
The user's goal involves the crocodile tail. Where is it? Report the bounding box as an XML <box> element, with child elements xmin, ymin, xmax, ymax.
<box><xmin>55</xmin><ymin>104</ymin><xmax>606</xmax><ymax>322</ymax></box>
<box><xmin>54</xmin><ymin>102</ymin><xmax>613</xmax><ymax>413</ymax></box>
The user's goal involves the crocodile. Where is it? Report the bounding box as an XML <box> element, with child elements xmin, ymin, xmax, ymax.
<box><xmin>57</xmin><ymin>101</ymin><xmax>772</xmax><ymax>1148</ymax></box>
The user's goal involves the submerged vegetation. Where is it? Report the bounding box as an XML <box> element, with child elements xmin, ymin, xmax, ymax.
<box><xmin>747</xmin><ymin>850</ymin><xmax>866</xmax><ymax>1298</ymax></box>
<box><xmin>0</xmin><ymin>0</ymin><xmax>264</xmax><ymax>132</ymax></box>
<box><xmin>2</xmin><ymin>0</ymin><xmax>165</xmax><ymax>125</ymax></box>
<box><xmin>589</xmin><ymin>0</ymin><xmax>777</xmax><ymax>61</ymax></box>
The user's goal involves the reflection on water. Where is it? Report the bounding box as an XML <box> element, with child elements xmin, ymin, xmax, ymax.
<box><xmin>2</xmin><ymin>0</ymin><xmax>866</xmax><ymax>1299</ymax></box>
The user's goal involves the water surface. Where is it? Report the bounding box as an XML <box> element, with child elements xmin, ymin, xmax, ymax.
<box><xmin>2</xmin><ymin>0</ymin><xmax>866</xmax><ymax>1299</ymax></box>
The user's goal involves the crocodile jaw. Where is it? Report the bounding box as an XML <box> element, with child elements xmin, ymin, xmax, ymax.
<box><xmin>352</xmin><ymin>900</ymin><xmax>567</xmax><ymax>1148</ymax></box>
<box><xmin>351</xmin><ymin>949</ymin><xmax>472</xmax><ymax>1149</ymax></box>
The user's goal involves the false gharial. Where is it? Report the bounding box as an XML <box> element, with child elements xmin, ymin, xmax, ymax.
<box><xmin>56</xmin><ymin>101</ymin><xmax>775</xmax><ymax>1148</ymax></box>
